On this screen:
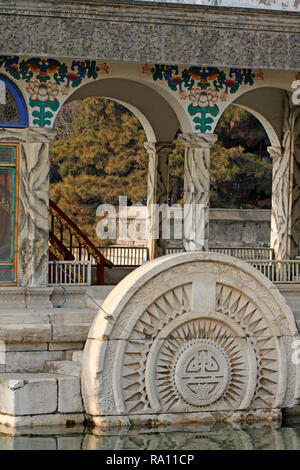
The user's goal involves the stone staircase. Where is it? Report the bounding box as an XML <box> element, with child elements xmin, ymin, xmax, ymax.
<box><xmin>0</xmin><ymin>349</ymin><xmax>85</xmax><ymax>427</ymax></box>
<box><xmin>0</xmin><ymin>284</ymin><xmax>114</xmax><ymax>429</ymax></box>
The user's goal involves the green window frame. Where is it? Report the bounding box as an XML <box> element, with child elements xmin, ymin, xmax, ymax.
<box><xmin>0</xmin><ymin>144</ymin><xmax>18</xmax><ymax>284</ymax></box>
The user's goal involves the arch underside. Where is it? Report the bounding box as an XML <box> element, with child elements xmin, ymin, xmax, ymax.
<box><xmin>220</xmin><ymin>87</ymin><xmax>289</xmax><ymax>148</ymax></box>
<box><xmin>63</xmin><ymin>78</ymin><xmax>185</xmax><ymax>142</ymax></box>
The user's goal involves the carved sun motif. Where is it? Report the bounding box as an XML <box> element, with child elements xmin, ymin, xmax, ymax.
<box><xmin>120</xmin><ymin>281</ymin><xmax>280</xmax><ymax>414</ymax></box>
<box><xmin>216</xmin><ymin>284</ymin><xmax>279</xmax><ymax>408</ymax></box>
<box><xmin>153</xmin><ymin>319</ymin><xmax>248</xmax><ymax>411</ymax></box>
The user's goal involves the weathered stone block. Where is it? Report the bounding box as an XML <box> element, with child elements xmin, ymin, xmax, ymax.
<box><xmin>48</xmin><ymin>342</ymin><xmax>84</xmax><ymax>351</ymax></box>
<box><xmin>51</xmin><ymin>324</ymin><xmax>92</xmax><ymax>343</ymax></box>
<box><xmin>5</xmin><ymin>351</ymin><xmax>64</xmax><ymax>373</ymax></box>
<box><xmin>50</xmin><ymin>309</ymin><xmax>96</xmax><ymax>343</ymax></box>
<box><xmin>0</xmin><ymin>325</ymin><xmax>51</xmax><ymax>344</ymax></box>
<box><xmin>65</xmin><ymin>350</ymin><xmax>83</xmax><ymax>363</ymax></box>
<box><xmin>4</xmin><ymin>343</ymin><xmax>48</xmax><ymax>352</ymax></box>
<box><xmin>51</xmin><ymin>287</ymin><xmax>87</xmax><ymax>309</ymax></box>
<box><xmin>26</xmin><ymin>288</ymin><xmax>53</xmax><ymax>308</ymax></box>
<box><xmin>0</xmin><ymin>374</ymin><xmax>57</xmax><ymax>415</ymax></box>
<box><xmin>0</xmin><ymin>412</ymin><xmax>84</xmax><ymax>427</ymax></box>
<box><xmin>0</xmin><ymin>288</ymin><xmax>26</xmax><ymax>308</ymax></box>
<box><xmin>0</xmin><ymin>311</ymin><xmax>51</xmax><ymax>344</ymax></box>
<box><xmin>44</xmin><ymin>361</ymin><xmax>81</xmax><ymax>377</ymax></box>
<box><xmin>58</xmin><ymin>376</ymin><xmax>83</xmax><ymax>413</ymax></box>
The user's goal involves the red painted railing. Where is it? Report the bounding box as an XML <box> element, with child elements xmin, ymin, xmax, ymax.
<box><xmin>49</xmin><ymin>200</ymin><xmax>113</xmax><ymax>285</ymax></box>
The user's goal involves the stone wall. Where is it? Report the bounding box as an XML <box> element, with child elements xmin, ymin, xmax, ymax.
<box><xmin>113</xmin><ymin>207</ymin><xmax>271</xmax><ymax>248</ymax></box>
<box><xmin>209</xmin><ymin>208</ymin><xmax>271</xmax><ymax>247</ymax></box>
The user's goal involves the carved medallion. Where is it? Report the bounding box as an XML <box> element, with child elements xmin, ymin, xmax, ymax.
<box><xmin>174</xmin><ymin>340</ymin><xmax>229</xmax><ymax>406</ymax></box>
<box><xmin>145</xmin><ymin>316</ymin><xmax>251</xmax><ymax>412</ymax></box>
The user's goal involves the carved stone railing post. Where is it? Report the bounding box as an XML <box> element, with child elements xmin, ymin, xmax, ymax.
<box><xmin>0</xmin><ymin>127</ymin><xmax>57</xmax><ymax>287</ymax></box>
<box><xmin>269</xmin><ymin>94</ymin><xmax>300</xmax><ymax>260</ymax></box>
<box><xmin>144</xmin><ymin>142</ymin><xmax>174</xmax><ymax>260</ymax></box>
<box><xmin>179</xmin><ymin>133</ymin><xmax>217</xmax><ymax>252</ymax></box>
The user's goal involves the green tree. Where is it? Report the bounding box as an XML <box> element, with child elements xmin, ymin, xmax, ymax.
<box><xmin>50</xmin><ymin>100</ymin><xmax>272</xmax><ymax>243</ymax></box>
<box><xmin>216</xmin><ymin>105</ymin><xmax>270</xmax><ymax>158</ymax></box>
<box><xmin>50</xmin><ymin>98</ymin><xmax>149</xmax><ymax>243</ymax></box>
<box><xmin>210</xmin><ymin>144</ymin><xmax>272</xmax><ymax>209</ymax></box>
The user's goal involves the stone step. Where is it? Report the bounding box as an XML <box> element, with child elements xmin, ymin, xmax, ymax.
<box><xmin>43</xmin><ymin>360</ymin><xmax>81</xmax><ymax>377</ymax></box>
<box><xmin>0</xmin><ymin>373</ymin><xmax>84</xmax><ymax>427</ymax></box>
<box><xmin>84</xmin><ymin>286</ymin><xmax>114</xmax><ymax>309</ymax></box>
<box><xmin>65</xmin><ymin>350</ymin><xmax>84</xmax><ymax>363</ymax></box>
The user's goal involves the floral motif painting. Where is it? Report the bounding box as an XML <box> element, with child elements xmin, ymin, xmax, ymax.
<box><xmin>150</xmin><ymin>65</ymin><xmax>264</xmax><ymax>132</ymax></box>
<box><xmin>0</xmin><ymin>56</ymin><xmax>109</xmax><ymax>127</ymax></box>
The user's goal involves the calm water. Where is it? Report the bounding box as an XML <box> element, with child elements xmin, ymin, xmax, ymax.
<box><xmin>1</xmin><ymin>422</ymin><xmax>300</xmax><ymax>450</ymax></box>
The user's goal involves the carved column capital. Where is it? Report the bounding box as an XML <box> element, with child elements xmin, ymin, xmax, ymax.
<box><xmin>144</xmin><ymin>141</ymin><xmax>175</xmax><ymax>155</ymax></box>
<box><xmin>0</xmin><ymin>127</ymin><xmax>57</xmax><ymax>143</ymax></box>
<box><xmin>267</xmin><ymin>146</ymin><xmax>282</xmax><ymax>160</ymax></box>
<box><xmin>178</xmin><ymin>133</ymin><xmax>218</xmax><ymax>149</ymax></box>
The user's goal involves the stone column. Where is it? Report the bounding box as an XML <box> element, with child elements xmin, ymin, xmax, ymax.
<box><xmin>144</xmin><ymin>142</ymin><xmax>174</xmax><ymax>260</ymax></box>
<box><xmin>178</xmin><ymin>133</ymin><xmax>217</xmax><ymax>251</ymax></box>
<box><xmin>0</xmin><ymin>127</ymin><xmax>57</xmax><ymax>287</ymax></box>
<box><xmin>269</xmin><ymin>94</ymin><xmax>300</xmax><ymax>260</ymax></box>
<box><xmin>269</xmin><ymin>145</ymin><xmax>285</xmax><ymax>260</ymax></box>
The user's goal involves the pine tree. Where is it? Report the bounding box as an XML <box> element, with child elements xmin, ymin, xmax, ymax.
<box><xmin>50</xmin><ymin>99</ymin><xmax>272</xmax><ymax>243</ymax></box>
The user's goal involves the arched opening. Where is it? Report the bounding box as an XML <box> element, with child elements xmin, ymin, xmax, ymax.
<box><xmin>209</xmin><ymin>85</ymin><xmax>293</xmax><ymax>258</ymax></box>
<box><xmin>49</xmin><ymin>77</ymin><xmax>185</xmax><ymax>283</ymax></box>
<box><xmin>50</xmin><ymin>97</ymin><xmax>149</xmax><ymax>245</ymax></box>
<box><xmin>208</xmin><ymin>103</ymin><xmax>272</xmax><ymax>251</ymax></box>
<box><xmin>230</xmin><ymin>86</ymin><xmax>286</xmax><ymax>148</ymax></box>
<box><xmin>0</xmin><ymin>74</ymin><xmax>28</xmax><ymax>128</ymax></box>
<box><xmin>61</xmin><ymin>77</ymin><xmax>182</xmax><ymax>142</ymax></box>
<box><xmin>211</xmin><ymin>103</ymin><xmax>272</xmax><ymax>210</ymax></box>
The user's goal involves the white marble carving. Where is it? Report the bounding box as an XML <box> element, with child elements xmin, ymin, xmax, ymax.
<box><xmin>179</xmin><ymin>134</ymin><xmax>217</xmax><ymax>252</ymax></box>
<box><xmin>81</xmin><ymin>252</ymin><xmax>299</xmax><ymax>427</ymax></box>
<box><xmin>269</xmin><ymin>145</ymin><xmax>285</xmax><ymax>260</ymax></box>
<box><xmin>270</xmin><ymin>95</ymin><xmax>300</xmax><ymax>260</ymax></box>
<box><xmin>1</xmin><ymin>1</ymin><xmax>300</xmax><ymax>71</ymax></box>
<box><xmin>145</xmin><ymin>142</ymin><xmax>174</xmax><ymax>259</ymax></box>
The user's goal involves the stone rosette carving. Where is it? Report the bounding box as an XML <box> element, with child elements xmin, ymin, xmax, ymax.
<box><xmin>146</xmin><ymin>318</ymin><xmax>252</xmax><ymax>412</ymax></box>
<box><xmin>82</xmin><ymin>252</ymin><xmax>300</xmax><ymax>427</ymax></box>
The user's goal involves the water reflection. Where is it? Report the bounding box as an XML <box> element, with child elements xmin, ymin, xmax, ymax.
<box><xmin>1</xmin><ymin>422</ymin><xmax>300</xmax><ymax>450</ymax></box>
